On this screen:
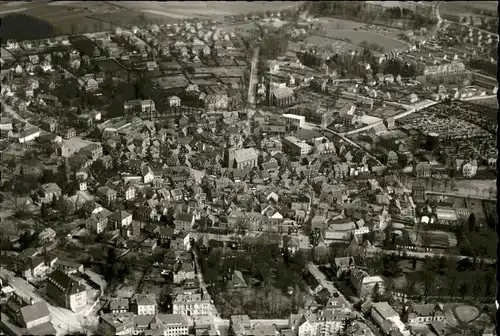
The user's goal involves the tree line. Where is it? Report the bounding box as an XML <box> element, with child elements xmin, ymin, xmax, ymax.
<box><xmin>303</xmin><ymin>2</ymin><xmax>438</xmax><ymax>30</ymax></box>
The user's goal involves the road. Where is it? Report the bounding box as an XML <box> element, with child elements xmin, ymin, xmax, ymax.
<box><xmin>0</xmin><ymin>98</ymin><xmax>32</xmax><ymax>127</ymax></box>
<box><xmin>191</xmin><ymin>248</ymin><xmax>219</xmax><ymax>317</ymax></box>
<box><xmin>247</xmin><ymin>47</ymin><xmax>260</xmax><ymax>107</ymax></box>
<box><xmin>381</xmin><ymin>249</ymin><xmax>495</xmax><ymax>264</ymax></box>
<box><xmin>58</xmin><ymin>66</ymin><xmax>85</xmax><ymax>89</ymax></box>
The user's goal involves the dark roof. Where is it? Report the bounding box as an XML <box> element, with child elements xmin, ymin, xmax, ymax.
<box><xmin>47</xmin><ymin>270</ymin><xmax>86</xmax><ymax>295</ymax></box>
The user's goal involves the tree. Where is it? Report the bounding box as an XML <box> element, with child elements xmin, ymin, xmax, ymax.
<box><xmin>106</xmin><ymin>247</ymin><xmax>117</xmax><ymax>265</ymax></box>
<box><xmin>467</xmin><ymin>213</ymin><xmax>476</xmax><ymax>232</ymax></box>
<box><xmin>458</xmin><ymin>281</ymin><xmax>469</xmax><ymax>299</ymax></box>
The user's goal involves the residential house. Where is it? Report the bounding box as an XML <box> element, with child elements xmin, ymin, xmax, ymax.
<box><xmin>46</xmin><ymin>270</ymin><xmax>87</xmax><ymax>313</ymax></box>
<box><xmin>109</xmin><ymin>210</ymin><xmax>133</xmax><ymax>232</ymax></box>
<box><xmin>19</xmin><ymin>127</ymin><xmax>40</xmax><ymax>143</ymax></box>
<box><xmin>86</xmin><ymin>208</ymin><xmax>112</xmax><ymax>234</ymax></box>
<box><xmin>332</xmin><ymin>257</ymin><xmax>356</xmax><ymax>278</ymax></box>
<box><xmin>168</xmin><ymin>96</ymin><xmax>182</xmax><ymax>107</ymax></box>
<box><xmin>462</xmin><ymin>160</ymin><xmax>478</xmax><ymax>178</ymax></box>
<box><xmin>173</xmin><ymin>262</ymin><xmax>196</xmax><ymax>284</ymax></box>
<box><xmin>109</xmin><ymin>298</ymin><xmax>130</xmax><ymax>314</ymax></box>
<box><xmin>131</xmin><ymin>294</ymin><xmax>157</xmax><ymax>316</ymax></box>
<box><xmin>350</xmin><ymin>269</ymin><xmax>385</xmax><ymax>299</ymax></box>
<box><xmin>97</xmin><ymin>186</ymin><xmax>117</xmax><ymax>205</ymax></box>
<box><xmin>37</xmin><ymin>183</ymin><xmax>62</xmax><ymax>204</ymax></box>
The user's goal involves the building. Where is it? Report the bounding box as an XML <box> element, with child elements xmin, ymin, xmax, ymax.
<box><xmin>46</xmin><ymin>270</ymin><xmax>87</xmax><ymax>312</ymax></box>
<box><xmin>371</xmin><ymin>302</ymin><xmax>407</xmax><ymax>335</ymax></box>
<box><xmin>168</xmin><ymin>96</ymin><xmax>181</xmax><ymax>107</ymax></box>
<box><xmin>54</xmin><ymin>259</ymin><xmax>84</xmax><ymax>274</ymax></box>
<box><xmin>173</xmin><ymin>261</ymin><xmax>196</xmax><ymax>284</ymax></box>
<box><xmin>109</xmin><ymin>298</ymin><xmax>129</xmax><ymax>314</ymax></box>
<box><xmin>97</xmin><ymin>186</ymin><xmax>117</xmax><ymax>205</ymax></box>
<box><xmin>19</xmin><ymin>127</ymin><xmax>40</xmax><ymax>143</ymax></box>
<box><xmin>172</xmin><ymin>293</ymin><xmax>214</xmax><ymax>317</ymax></box>
<box><xmin>109</xmin><ymin>210</ymin><xmax>133</xmax><ymax>232</ymax></box>
<box><xmin>37</xmin><ymin>183</ymin><xmax>62</xmax><ymax>204</ymax></box>
<box><xmin>435</xmin><ymin>207</ymin><xmax>458</xmax><ymax>226</ymax></box>
<box><xmin>174</xmin><ymin>213</ymin><xmax>195</xmax><ymax>232</ymax></box>
<box><xmin>18</xmin><ymin>300</ymin><xmax>52</xmax><ymax>330</ymax></box>
<box><xmin>405</xmin><ymin>303</ymin><xmax>445</xmax><ymax>324</ymax></box>
<box><xmin>225</xmin><ymin>147</ymin><xmax>259</xmax><ymax>169</ymax></box>
<box><xmin>270</xmin><ymin>86</ymin><xmax>295</xmax><ymax>106</ymax></box>
<box><xmin>462</xmin><ymin>160</ymin><xmax>478</xmax><ymax>178</ymax></box>
<box><xmin>99</xmin><ymin>313</ymin><xmax>135</xmax><ymax>336</ymax></box>
<box><xmin>124</xmin><ymin>99</ymin><xmax>156</xmax><ymax>113</ymax></box>
<box><xmin>282</xmin><ymin>114</ymin><xmax>305</xmax><ymax>131</ymax></box>
<box><xmin>131</xmin><ymin>294</ymin><xmax>157</xmax><ymax>316</ymax></box>
<box><xmin>282</xmin><ymin>136</ymin><xmax>312</xmax><ymax>157</ymax></box>
<box><xmin>350</xmin><ymin>269</ymin><xmax>385</xmax><ymax>298</ymax></box>
<box><xmin>414</xmin><ymin>162</ymin><xmax>431</xmax><ymax>178</ymax></box>
<box><xmin>80</xmin><ymin>143</ymin><xmax>103</xmax><ymax>161</ymax></box>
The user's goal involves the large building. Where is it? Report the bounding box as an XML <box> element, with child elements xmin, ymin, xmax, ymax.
<box><xmin>282</xmin><ymin>114</ymin><xmax>305</xmax><ymax>131</ymax></box>
<box><xmin>46</xmin><ymin>270</ymin><xmax>87</xmax><ymax>313</ymax></box>
<box><xmin>224</xmin><ymin>147</ymin><xmax>259</xmax><ymax>169</ymax></box>
<box><xmin>124</xmin><ymin>99</ymin><xmax>156</xmax><ymax>113</ymax></box>
<box><xmin>282</xmin><ymin>136</ymin><xmax>312</xmax><ymax>157</ymax></box>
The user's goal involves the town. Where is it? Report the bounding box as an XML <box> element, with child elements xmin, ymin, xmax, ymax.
<box><xmin>0</xmin><ymin>1</ymin><xmax>496</xmax><ymax>336</ymax></box>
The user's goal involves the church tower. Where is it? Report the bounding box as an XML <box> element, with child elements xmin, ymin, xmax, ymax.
<box><xmin>224</xmin><ymin>146</ymin><xmax>237</xmax><ymax>168</ymax></box>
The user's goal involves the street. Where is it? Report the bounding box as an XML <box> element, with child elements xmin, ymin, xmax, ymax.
<box><xmin>247</xmin><ymin>47</ymin><xmax>260</xmax><ymax>107</ymax></box>
<box><xmin>0</xmin><ymin>98</ymin><xmax>33</xmax><ymax>127</ymax></box>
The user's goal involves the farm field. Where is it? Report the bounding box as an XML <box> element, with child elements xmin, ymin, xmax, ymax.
<box><xmin>307</xmin><ymin>29</ymin><xmax>409</xmax><ymax>52</ymax></box>
<box><xmin>0</xmin><ymin>2</ymin><xmax>181</xmax><ymax>34</ymax></box>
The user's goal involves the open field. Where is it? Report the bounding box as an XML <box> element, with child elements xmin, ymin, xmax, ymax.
<box><xmin>110</xmin><ymin>1</ymin><xmax>301</xmax><ymax>19</ymax></box>
<box><xmin>308</xmin><ymin>30</ymin><xmax>409</xmax><ymax>52</ymax></box>
<box><xmin>440</xmin><ymin>1</ymin><xmax>497</xmax><ymax>16</ymax></box>
<box><xmin>317</xmin><ymin>17</ymin><xmax>366</xmax><ymax>30</ymax></box>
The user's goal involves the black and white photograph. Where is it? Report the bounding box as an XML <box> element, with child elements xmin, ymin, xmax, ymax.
<box><xmin>0</xmin><ymin>1</ymin><xmax>497</xmax><ymax>336</ymax></box>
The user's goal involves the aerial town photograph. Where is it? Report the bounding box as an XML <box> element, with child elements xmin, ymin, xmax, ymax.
<box><xmin>0</xmin><ymin>1</ymin><xmax>497</xmax><ymax>336</ymax></box>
